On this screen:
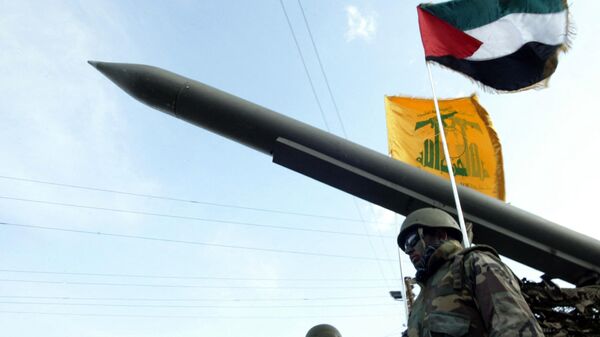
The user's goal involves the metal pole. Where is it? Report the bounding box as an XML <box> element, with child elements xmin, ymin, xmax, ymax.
<box><xmin>395</xmin><ymin>214</ymin><xmax>410</xmax><ymax>324</ymax></box>
<box><xmin>426</xmin><ymin>62</ymin><xmax>471</xmax><ymax>248</ymax></box>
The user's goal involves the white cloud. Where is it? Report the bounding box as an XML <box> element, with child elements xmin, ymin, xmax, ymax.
<box><xmin>344</xmin><ymin>6</ymin><xmax>376</xmax><ymax>42</ymax></box>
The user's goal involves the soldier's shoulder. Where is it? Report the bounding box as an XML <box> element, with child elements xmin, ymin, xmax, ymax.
<box><xmin>459</xmin><ymin>245</ymin><xmax>510</xmax><ymax>278</ymax></box>
<box><xmin>460</xmin><ymin>244</ymin><xmax>501</xmax><ymax>264</ymax></box>
<box><xmin>456</xmin><ymin>245</ymin><xmax>503</xmax><ymax>265</ymax></box>
<box><xmin>461</xmin><ymin>244</ymin><xmax>499</xmax><ymax>256</ymax></box>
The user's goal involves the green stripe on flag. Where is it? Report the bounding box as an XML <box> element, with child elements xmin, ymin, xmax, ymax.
<box><xmin>422</xmin><ymin>0</ymin><xmax>567</xmax><ymax>31</ymax></box>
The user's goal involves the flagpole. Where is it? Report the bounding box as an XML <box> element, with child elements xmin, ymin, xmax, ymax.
<box><xmin>425</xmin><ymin>62</ymin><xmax>471</xmax><ymax>248</ymax></box>
<box><xmin>395</xmin><ymin>214</ymin><xmax>410</xmax><ymax>324</ymax></box>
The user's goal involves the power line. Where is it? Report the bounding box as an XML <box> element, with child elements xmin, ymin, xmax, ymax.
<box><xmin>297</xmin><ymin>0</ymin><xmax>347</xmax><ymax>137</ymax></box>
<box><xmin>0</xmin><ymin>196</ymin><xmax>393</xmax><ymax>238</ymax></box>
<box><xmin>279</xmin><ymin>0</ymin><xmax>331</xmax><ymax>131</ymax></box>
<box><xmin>0</xmin><ymin>174</ymin><xmax>377</xmax><ymax>224</ymax></box>
<box><xmin>0</xmin><ymin>295</ymin><xmax>388</xmax><ymax>302</ymax></box>
<box><xmin>288</xmin><ymin>2</ymin><xmax>400</xmax><ymax>292</ymax></box>
<box><xmin>0</xmin><ymin>221</ymin><xmax>396</xmax><ymax>262</ymax></box>
<box><xmin>0</xmin><ymin>278</ymin><xmax>390</xmax><ymax>289</ymax></box>
<box><xmin>0</xmin><ymin>301</ymin><xmax>396</xmax><ymax>309</ymax></box>
<box><xmin>351</xmin><ymin>200</ymin><xmax>393</xmax><ymax>290</ymax></box>
<box><xmin>0</xmin><ymin>269</ymin><xmax>398</xmax><ymax>282</ymax></box>
<box><xmin>0</xmin><ymin>310</ymin><xmax>398</xmax><ymax>319</ymax></box>
<box><xmin>286</xmin><ymin>1</ymin><xmax>394</xmax><ymax>291</ymax></box>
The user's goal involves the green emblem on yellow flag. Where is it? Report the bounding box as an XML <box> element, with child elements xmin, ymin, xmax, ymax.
<box><xmin>385</xmin><ymin>95</ymin><xmax>505</xmax><ymax>200</ymax></box>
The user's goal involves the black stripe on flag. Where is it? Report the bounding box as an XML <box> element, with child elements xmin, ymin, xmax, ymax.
<box><xmin>427</xmin><ymin>42</ymin><xmax>562</xmax><ymax>91</ymax></box>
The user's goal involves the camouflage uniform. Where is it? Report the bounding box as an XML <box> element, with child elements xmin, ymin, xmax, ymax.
<box><xmin>406</xmin><ymin>240</ymin><xmax>544</xmax><ymax>337</ymax></box>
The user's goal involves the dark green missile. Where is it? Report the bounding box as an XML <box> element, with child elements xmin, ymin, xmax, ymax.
<box><xmin>89</xmin><ymin>61</ymin><xmax>600</xmax><ymax>286</ymax></box>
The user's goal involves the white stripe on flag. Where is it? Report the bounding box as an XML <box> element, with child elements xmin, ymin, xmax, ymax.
<box><xmin>465</xmin><ymin>11</ymin><xmax>567</xmax><ymax>61</ymax></box>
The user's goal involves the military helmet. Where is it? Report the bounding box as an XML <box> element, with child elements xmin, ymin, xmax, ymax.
<box><xmin>306</xmin><ymin>324</ymin><xmax>342</xmax><ymax>337</ymax></box>
<box><xmin>397</xmin><ymin>208</ymin><xmax>462</xmax><ymax>250</ymax></box>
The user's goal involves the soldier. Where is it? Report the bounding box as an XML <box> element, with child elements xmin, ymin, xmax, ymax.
<box><xmin>397</xmin><ymin>208</ymin><xmax>544</xmax><ymax>337</ymax></box>
<box><xmin>305</xmin><ymin>324</ymin><xmax>341</xmax><ymax>337</ymax></box>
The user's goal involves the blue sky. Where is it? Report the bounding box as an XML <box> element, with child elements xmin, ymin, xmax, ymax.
<box><xmin>1</xmin><ymin>1</ymin><xmax>599</xmax><ymax>337</ymax></box>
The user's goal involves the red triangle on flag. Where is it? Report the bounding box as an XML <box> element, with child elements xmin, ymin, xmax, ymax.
<box><xmin>417</xmin><ymin>6</ymin><xmax>482</xmax><ymax>59</ymax></box>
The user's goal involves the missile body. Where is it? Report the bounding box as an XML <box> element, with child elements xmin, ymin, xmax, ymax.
<box><xmin>90</xmin><ymin>61</ymin><xmax>600</xmax><ymax>286</ymax></box>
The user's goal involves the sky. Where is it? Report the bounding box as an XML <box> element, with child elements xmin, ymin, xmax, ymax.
<box><xmin>0</xmin><ymin>1</ymin><xmax>599</xmax><ymax>337</ymax></box>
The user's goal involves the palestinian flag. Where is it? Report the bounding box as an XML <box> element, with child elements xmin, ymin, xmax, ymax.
<box><xmin>418</xmin><ymin>0</ymin><xmax>570</xmax><ymax>91</ymax></box>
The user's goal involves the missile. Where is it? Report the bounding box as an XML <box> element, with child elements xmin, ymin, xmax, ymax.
<box><xmin>89</xmin><ymin>61</ymin><xmax>600</xmax><ymax>286</ymax></box>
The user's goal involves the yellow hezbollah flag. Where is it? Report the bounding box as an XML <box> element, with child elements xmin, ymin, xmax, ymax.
<box><xmin>385</xmin><ymin>95</ymin><xmax>505</xmax><ymax>200</ymax></box>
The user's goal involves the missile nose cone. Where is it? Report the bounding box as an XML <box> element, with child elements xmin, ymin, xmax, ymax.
<box><xmin>87</xmin><ymin>60</ymin><xmax>126</xmax><ymax>83</ymax></box>
<box><xmin>87</xmin><ymin>60</ymin><xmax>100</xmax><ymax>68</ymax></box>
<box><xmin>89</xmin><ymin>61</ymin><xmax>186</xmax><ymax>115</ymax></box>
<box><xmin>87</xmin><ymin>61</ymin><xmax>119</xmax><ymax>84</ymax></box>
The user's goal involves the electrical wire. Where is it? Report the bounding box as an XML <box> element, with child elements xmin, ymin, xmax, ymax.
<box><xmin>0</xmin><ymin>196</ymin><xmax>392</xmax><ymax>238</ymax></box>
<box><xmin>0</xmin><ymin>269</ymin><xmax>398</xmax><ymax>282</ymax></box>
<box><xmin>283</xmin><ymin>1</ymin><xmax>395</xmax><ymax>291</ymax></box>
<box><xmin>279</xmin><ymin>0</ymin><xmax>331</xmax><ymax>130</ymax></box>
<box><xmin>351</xmin><ymin>200</ymin><xmax>393</xmax><ymax>289</ymax></box>
<box><xmin>0</xmin><ymin>301</ymin><xmax>396</xmax><ymax>309</ymax></box>
<box><xmin>0</xmin><ymin>295</ymin><xmax>388</xmax><ymax>302</ymax></box>
<box><xmin>0</xmin><ymin>174</ymin><xmax>377</xmax><ymax>224</ymax></box>
<box><xmin>297</xmin><ymin>0</ymin><xmax>347</xmax><ymax>137</ymax></box>
<box><xmin>0</xmin><ymin>278</ymin><xmax>390</xmax><ymax>289</ymax></box>
<box><xmin>283</xmin><ymin>4</ymin><xmax>409</xmax><ymax>328</ymax></box>
<box><xmin>0</xmin><ymin>310</ymin><xmax>398</xmax><ymax>319</ymax></box>
<box><xmin>0</xmin><ymin>221</ymin><xmax>396</xmax><ymax>262</ymax></box>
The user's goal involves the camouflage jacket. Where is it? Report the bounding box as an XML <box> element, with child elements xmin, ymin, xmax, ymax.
<box><xmin>406</xmin><ymin>241</ymin><xmax>544</xmax><ymax>337</ymax></box>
